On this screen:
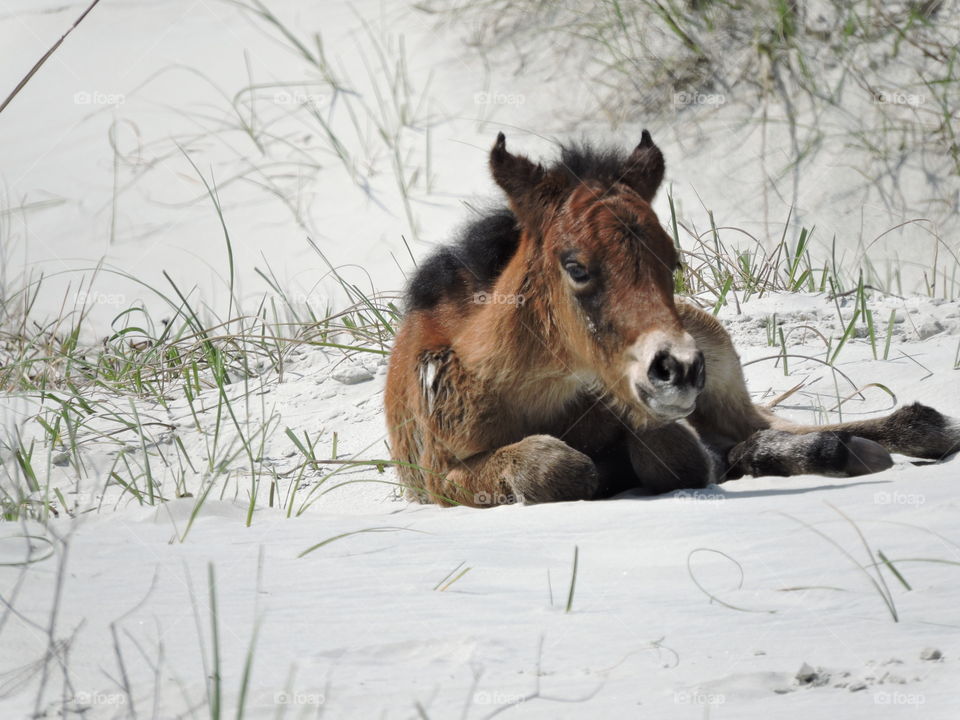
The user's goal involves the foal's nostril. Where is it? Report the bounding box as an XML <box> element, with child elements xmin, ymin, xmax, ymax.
<box><xmin>648</xmin><ymin>350</ymin><xmax>678</xmax><ymax>386</ymax></box>
<box><xmin>691</xmin><ymin>351</ymin><xmax>706</xmax><ymax>391</ymax></box>
<box><xmin>647</xmin><ymin>349</ymin><xmax>706</xmax><ymax>391</ymax></box>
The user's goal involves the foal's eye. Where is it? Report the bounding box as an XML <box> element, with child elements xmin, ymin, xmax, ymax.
<box><xmin>564</xmin><ymin>261</ymin><xmax>590</xmax><ymax>284</ymax></box>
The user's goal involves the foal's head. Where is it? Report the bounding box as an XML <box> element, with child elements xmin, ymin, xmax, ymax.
<box><xmin>490</xmin><ymin>131</ymin><xmax>704</xmax><ymax>421</ymax></box>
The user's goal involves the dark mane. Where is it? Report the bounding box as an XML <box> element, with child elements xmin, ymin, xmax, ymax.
<box><xmin>405</xmin><ymin>207</ymin><xmax>521</xmax><ymax>311</ymax></box>
<box><xmin>552</xmin><ymin>143</ymin><xmax>635</xmax><ymax>195</ymax></box>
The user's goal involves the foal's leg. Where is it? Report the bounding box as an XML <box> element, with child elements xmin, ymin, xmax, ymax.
<box><xmin>424</xmin><ymin>435</ymin><xmax>600</xmax><ymax>507</ymax></box>
<box><xmin>762</xmin><ymin>403</ymin><xmax>960</xmax><ymax>462</ymax></box>
<box><xmin>726</xmin><ymin>402</ymin><xmax>960</xmax><ymax>479</ymax></box>
<box><xmin>623</xmin><ymin>422</ymin><xmax>716</xmax><ymax>494</ymax></box>
<box><xmin>726</xmin><ymin>429</ymin><xmax>892</xmax><ymax>478</ymax></box>
<box><xmin>676</xmin><ymin>302</ymin><xmax>959</xmax><ymax>478</ymax></box>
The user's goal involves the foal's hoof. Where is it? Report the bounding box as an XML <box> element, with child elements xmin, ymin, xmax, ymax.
<box><xmin>626</xmin><ymin>424</ymin><xmax>712</xmax><ymax>494</ymax></box>
<box><xmin>843</xmin><ymin>436</ymin><xmax>894</xmax><ymax>476</ymax></box>
<box><xmin>883</xmin><ymin>403</ymin><xmax>960</xmax><ymax>459</ymax></box>
<box><xmin>507</xmin><ymin>435</ymin><xmax>599</xmax><ymax>504</ymax></box>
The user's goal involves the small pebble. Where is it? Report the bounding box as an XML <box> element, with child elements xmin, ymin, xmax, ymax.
<box><xmin>316</xmin><ymin>386</ymin><xmax>338</xmax><ymax>400</ymax></box>
<box><xmin>796</xmin><ymin>663</ymin><xmax>818</xmax><ymax>684</ymax></box>
<box><xmin>331</xmin><ymin>364</ymin><xmax>374</xmax><ymax>385</ymax></box>
<box><xmin>915</xmin><ymin>319</ymin><xmax>944</xmax><ymax>339</ymax></box>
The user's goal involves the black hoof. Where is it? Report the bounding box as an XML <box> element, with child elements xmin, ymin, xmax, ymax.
<box><xmin>843</xmin><ymin>436</ymin><xmax>894</xmax><ymax>476</ymax></box>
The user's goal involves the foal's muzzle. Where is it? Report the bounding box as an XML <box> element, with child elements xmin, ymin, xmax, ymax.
<box><xmin>630</xmin><ymin>335</ymin><xmax>705</xmax><ymax>419</ymax></box>
<box><xmin>648</xmin><ymin>349</ymin><xmax>706</xmax><ymax>395</ymax></box>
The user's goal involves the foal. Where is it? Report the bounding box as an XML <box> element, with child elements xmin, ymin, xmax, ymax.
<box><xmin>385</xmin><ymin>131</ymin><xmax>959</xmax><ymax>506</ymax></box>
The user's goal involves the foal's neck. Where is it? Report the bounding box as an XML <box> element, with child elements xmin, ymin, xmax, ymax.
<box><xmin>456</xmin><ymin>237</ymin><xmax>582</xmax><ymax>398</ymax></box>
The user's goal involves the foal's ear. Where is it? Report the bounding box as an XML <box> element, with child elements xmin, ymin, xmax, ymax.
<box><xmin>489</xmin><ymin>133</ymin><xmax>548</xmax><ymax>221</ymax></box>
<box><xmin>622</xmin><ymin>129</ymin><xmax>665</xmax><ymax>202</ymax></box>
